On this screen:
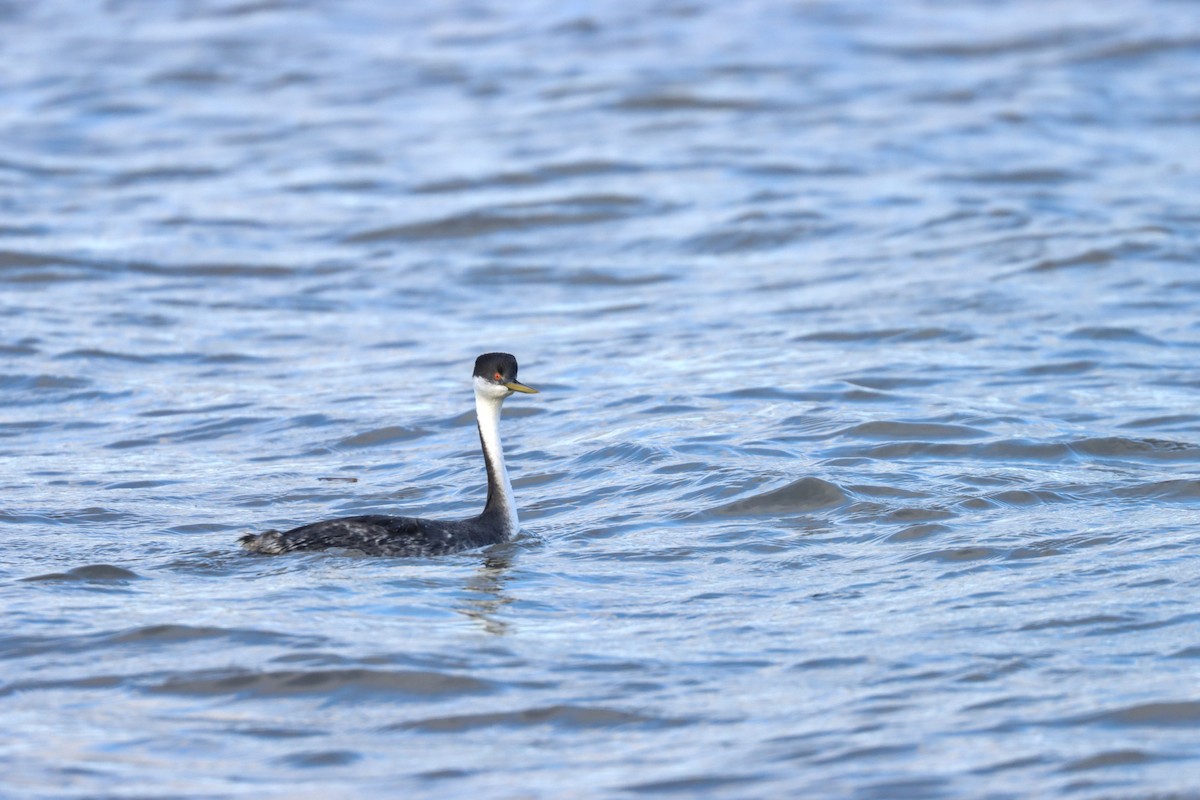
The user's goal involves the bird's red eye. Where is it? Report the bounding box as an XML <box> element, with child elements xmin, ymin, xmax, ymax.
<box><xmin>494</xmin><ymin>371</ymin><xmax>502</xmax><ymax>381</ymax></box>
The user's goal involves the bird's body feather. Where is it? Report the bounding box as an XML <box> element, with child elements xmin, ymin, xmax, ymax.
<box><xmin>238</xmin><ymin>353</ymin><xmax>536</xmax><ymax>558</ymax></box>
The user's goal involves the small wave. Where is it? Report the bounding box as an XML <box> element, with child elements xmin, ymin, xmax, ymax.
<box><xmin>1020</xmin><ymin>614</ymin><xmax>1130</xmax><ymax>632</ymax></box>
<box><xmin>815</xmin><ymin>743</ymin><xmax>919</xmax><ymax>766</ymax></box>
<box><xmin>613</xmin><ymin>92</ymin><xmax>770</xmax><ymax>112</ymax></box>
<box><xmin>685</xmin><ymin>213</ymin><xmax>833</xmax><ymax>254</ymax></box>
<box><xmin>622</xmin><ymin>774</ymin><xmax>764</xmax><ymax>795</ymax></box>
<box><xmin>886</xmin><ymin>523</ymin><xmax>951</xmax><ymax>542</ymax></box>
<box><xmin>0</xmin><ymin>157</ymin><xmax>83</xmax><ymax>178</ymax></box>
<box><xmin>863</xmin><ymin>27</ymin><xmax>1109</xmax><ymax>59</ymax></box>
<box><xmin>944</xmin><ymin>168</ymin><xmax>1080</xmax><ymax>185</ymax></box>
<box><xmin>0</xmin><ymin>624</ymin><xmax>319</xmax><ymax>660</ymax></box>
<box><xmin>821</xmin><ymin>439</ymin><xmax>1072</xmax><ymax>463</ymax></box>
<box><xmin>229</xmin><ymin>725</ymin><xmax>324</xmax><ymax>740</ymax></box>
<box><xmin>192</xmin><ymin>1</ymin><xmax>299</xmax><ymax>20</ymax></box>
<box><xmin>641</xmin><ymin>403</ymin><xmax>704</xmax><ymax>416</ymax></box>
<box><xmin>168</xmin><ymin>416</ymin><xmax>273</xmax><ymax>444</ymax></box>
<box><xmin>105</xmin><ymin>437</ymin><xmax>159</xmax><ymax>450</ymax></box>
<box><xmin>708</xmin><ymin>477</ymin><xmax>848</xmax><ymax>516</ymax></box>
<box><xmin>714</xmin><ymin>385</ymin><xmax>893</xmax><ymax>405</ymax></box>
<box><xmin>842</xmin><ymin>376</ymin><xmax>946</xmax><ymax>390</ymax></box>
<box><xmin>883</xmin><ymin>506</ymin><xmax>957</xmax><ymax>524</ymax></box>
<box><xmin>103</xmin><ymin>479</ymin><xmax>182</xmax><ymax>490</ymax></box>
<box><xmin>796</xmin><ymin>327</ymin><xmax>971</xmax><ymax>343</ymax></box>
<box><xmin>907</xmin><ymin>547</ymin><xmax>1003</xmax><ymax>563</ymax></box>
<box><xmin>1077</xmin><ymin>700</ymin><xmax>1200</xmax><ymax>728</ymax></box>
<box><xmin>285</xmin><ymin>178</ymin><xmax>390</xmax><ymax>194</ymax></box>
<box><xmin>463</xmin><ymin>264</ymin><xmax>673</xmax><ymax>287</ymax></box>
<box><xmin>1011</xmin><ymin>359</ymin><xmax>1097</xmax><ymax>377</ymax></box>
<box><xmin>1113</xmin><ymin>479</ymin><xmax>1200</xmax><ymax>501</ymax></box>
<box><xmin>711</xmin><ymin>386</ymin><xmax>822</xmax><ymax>401</ymax></box>
<box><xmin>113</xmin><ymin>624</ymin><xmax>310</xmax><ymax>646</ymax></box>
<box><xmin>1060</xmin><ymin>749</ymin><xmax>1156</xmax><ymax>772</ymax></box>
<box><xmin>1119</xmin><ymin>414</ymin><xmax>1200</xmax><ymax>431</ymax></box>
<box><xmin>411</xmin><ymin>159</ymin><xmax>642</xmax><ymax>194</ymax></box>
<box><xmin>1070</xmin><ymin>36</ymin><xmax>1200</xmax><ymax>64</ymax></box>
<box><xmin>152</xmin><ymin>262</ymin><xmax>302</xmax><ymax>278</ymax></box>
<box><xmin>21</xmin><ymin>564</ymin><xmax>142</xmax><ymax>583</ymax></box>
<box><xmin>4</xmin><ymin>249</ymin><xmax>306</xmax><ymax>281</ymax></box>
<box><xmin>278</xmin><ymin>750</ymin><xmax>361</xmax><ymax>768</ymax></box>
<box><xmin>14</xmin><ymin>506</ymin><xmax>127</xmax><ymax>524</ymax></box>
<box><xmin>338</xmin><ymin>426</ymin><xmax>429</xmax><ymax>448</ymax></box>
<box><xmin>1066</xmin><ymin>326</ymin><xmax>1163</xmax><ymax>345</ymax></box>
<box><xmin>0</xmin><ymin>674</ymin><xmax>125</xmax><ymax>699</ymax></box>
<box><xmin>1017</xmin><ymin>244</ymin><xmax>1152</xmax><ymax>275</ymax></box>
<box><xmin>1070</xmin><ymin>437</ymin><xmax>1200</xmax><ymax>461</ymax></box>
<box><xmin>580</xmin><ymin>443</ymin><xmax>667</xmax><ymax>466</ymax></box>
<box><xmin>821</xmin><ymin>436</ymin><xmax>1200</xmax><ymax>464</ymax></box>
<box><xmin>0</xmin><ymin>338</ymin><xmax>39</xmax><ymax>356</ymax></box>
<box><xmin>791</xmin><ymin>656</ymin><xmax>868</xmax><ymax>671</ymax></box>
<box><xmin>389</xmin><ymin>704</ymin><xmax>680</xmax><ymax>733</ymax></box>
<box><xmin>345</xmin><ymin>195</ymin><xmax>651</xmax><ymax>242</ymax></box>
<box><xmin>0</xmin><ymin>373</ymin><xmax>91</xmax><ymax>392</ymax></box>
<box><xmin>982</xmin><ymin>489</ymin><xmax>1070</xmax><ymax>507</ymax></box>
<box><xmin>738</xmin><ymin>162</ymin><xmax>858</xmax><ymax>178</ymax></box>
<box><xmin>149</xmin><ymin>68</ymin><xmax>229</xmax><ymax>85</ymax></box>
<box><xmin>57</xmin><ymin>348</ymin><xmax>153</xmax><ymax>363</ymax></box>
<box><xmin>835</xmin><ymin>421</ymin><xmax>988</xmax><ymax>441</ymax></box>
<box><xmin>139</xmin><ymin>401</ymin><xmax>255</xmax><ymax>418</ymax></box>
<box><xmin>150</xmin><ymin>667</ymin><xmax>493</xmax><ymax>700</ymax></box>
<box><xmin>108</xmin><ymin>166</ymin><xmax>221</xmax><ymax>186</ymax></box>
<box><xmin>0</xmin><ymin>249</ymin><xmax>73</xmax><ymax>269</ymax></box>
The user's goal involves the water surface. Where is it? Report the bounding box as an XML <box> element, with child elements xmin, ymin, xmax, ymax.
<box><xmin>2</xmin><ymin>0</ymin><xmax>1200</xmax><ymax>797</ymax></box>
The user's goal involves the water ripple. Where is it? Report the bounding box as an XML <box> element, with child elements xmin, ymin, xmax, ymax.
<box><xmin>3</xmin><ymin>0</ymin><xmax>1199</xmax><ymax>796</ymax></box>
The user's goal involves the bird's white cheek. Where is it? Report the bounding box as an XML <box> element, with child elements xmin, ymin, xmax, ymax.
<box><xmin>472</xmin><ymin>376</ymin><xmax>512</xmax><ymax>399</ymax></box>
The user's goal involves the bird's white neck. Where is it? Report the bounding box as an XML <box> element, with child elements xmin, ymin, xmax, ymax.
<box><xmin>474</xmin><ymin>379</ymin><xmax>518</xmax><ymax>533</ymax></box>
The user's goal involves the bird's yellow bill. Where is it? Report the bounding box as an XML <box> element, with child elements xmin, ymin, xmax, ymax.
<box><xmin>506</xmin><ymin>381</ymin><xmax>538</xmax><ymax>394</ymax></box>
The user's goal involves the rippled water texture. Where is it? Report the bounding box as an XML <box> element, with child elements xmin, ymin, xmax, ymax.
<box><xmin>3</xmin><ymin>0</ymin><xmax>1200</xmax><ymax>796</ymax></box>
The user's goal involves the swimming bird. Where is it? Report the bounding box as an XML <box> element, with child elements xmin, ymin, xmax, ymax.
<box><xmin>239</xmin><ymin>353</ymin><xmax>538</xmax><ymax>557</ymax></box>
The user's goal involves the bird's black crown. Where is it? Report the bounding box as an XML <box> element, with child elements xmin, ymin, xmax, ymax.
<box><xmin>474</xmin><ymin>352</ymin><xmax>520</xmax><ymax>383</ymax></box>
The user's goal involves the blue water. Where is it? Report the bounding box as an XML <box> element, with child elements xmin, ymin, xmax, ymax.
<box><xmin>3</xmin><ymin>0</ymin><xmax>1200</xmax><ymax>796</ymax></box>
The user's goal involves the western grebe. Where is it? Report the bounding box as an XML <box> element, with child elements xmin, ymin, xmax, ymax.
<box><xmin>239</xmin><ymin>353</ymin><xmax>538</xmax><ymax>557</ymax></box>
